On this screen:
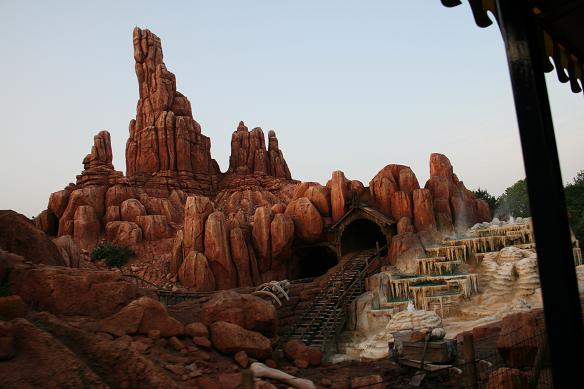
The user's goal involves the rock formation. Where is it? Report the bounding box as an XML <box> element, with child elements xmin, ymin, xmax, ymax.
<box><xmin>125</xmin><ymin>28</ymin><xmax>220</xmax><ymax>193</ymax></box>
<box><xmin>34</xmin><ymin>27</ymin><xmax>491</xmax><ymax>294</ymax></box>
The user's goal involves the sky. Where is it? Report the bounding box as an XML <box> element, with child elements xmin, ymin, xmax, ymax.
<box><xmin>1</xmin><ymin>1</ymin><xmax>583</xmax><ymax>217</ymax></box>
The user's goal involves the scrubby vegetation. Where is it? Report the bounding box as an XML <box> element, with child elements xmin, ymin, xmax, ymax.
<box><xmin>91</xmin><ymin>242</ymin><xmax>135</xmax><ymax>268</ymax></box>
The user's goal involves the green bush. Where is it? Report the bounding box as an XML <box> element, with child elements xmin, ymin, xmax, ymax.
<box><xmin>91</xmin><ymin>242</ymin><xmax>135</xmax><ymax>268</ymax></box>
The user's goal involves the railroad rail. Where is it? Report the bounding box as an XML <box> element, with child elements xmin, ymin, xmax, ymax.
<box><xmin>279</xmin><ymin>245</ymin><xmax>387</xmax><ymax>353</ymax></box>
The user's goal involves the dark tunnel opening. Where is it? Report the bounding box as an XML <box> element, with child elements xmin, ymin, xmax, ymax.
<box><xmin>290</xmin><ymin>246</ymin><xmax>338</xmax><ymax>279</ymax></box>
<box><xmin>341</xmin><ymin>218</ymin><xmax>388</xmax><ymax>256</ymax></box>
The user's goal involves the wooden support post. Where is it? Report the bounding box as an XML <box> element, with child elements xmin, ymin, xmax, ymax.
<box><xmin>463</xmin><ymin>332</ymin><xmax>478</xmax><ymax>389</ymax></box>
<box><xmin>495</xmin><ymin>1</ymin><xmax>584</xmax><ymax>387</ymax></box>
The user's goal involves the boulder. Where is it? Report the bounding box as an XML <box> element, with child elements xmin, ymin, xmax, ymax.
<box><xmin>204</xmin><ymin>211</ymin><xmax>237</xmax><ymax>289</ymax></box>
<box><xmin>0</xmin><ymin>318</ymin><xmax>107</xmax><ymax>385</ymax></box>
<box><xmin>283</xmin><ymin>340</ymin><xmax>322</xmax><ymax>368</ymax></box>
<box><xmin>178</xmin><ymin>252</ymin><xmax>215</xmax><ymax>291</ymax></box>
<box><xmin>331</xmin><ymin>171</ymin><xmax>349</xmax><ymax>222</ymax></box>
<box><xmin>120</xmin><ymin>199</ymin><xmax>146</xmax><ymax>222</ymax></box>
<box><xmin>390</xmin><ymin>191</ymin><xmax>412</xmax><ymax>221</ymax></box>
<box><xmin>105</xmin><ymin>221</ymin><xmax>143</xmax><ymax>245</ymax></box>
<box><xmin>48</xmin><ymin>189</ymin><xmax>71</xmax><ymax>219</ymax></box>
<box><xmin>73</xmin><ymin>205</ymin><xmax>100</xmax><ymax>251</ymax></box>
<box><xmin>134</xmin><ymin>215</ymin><xmax>171</xmax><ymax>240</ymax></box>
<box><xmin>412</xmin><ymin>188</ymin><xmax>437</xmax><ymax>231</ymax></box>
<box><xmin>34</xmin><ymin>209</ymin><xmax>58</xmax><ymax>236</ymax></box>
<box><xmin>302</xmin><ymin>185</ymin><xmax>331</xmax><ymax>216</ymax></box>
<box><xmin>398</xmin><ymin>167</ymin><xmax>420</xmax><ymax>193</ymax></box>
<box><xmin>210</xmin><ymin>321</ymin><xmax>271</xmax><ymax>359</ymax></box>
<box><xmin>100</xmin><ymin>296</ymin><xmax>184</xmax><ymax>337</ymax></box>
<box><xmin>285</xmin><ymin>198</ymin><xmax>323</xmax><ymax>243</ymax></box>
<box><xmin>103</xmin><ymin>205</ymin><xmax>121</xmax><ymax>223</ymax></box>
<box><xmin>230</xmin><ymin>227</ymin><xmax>253</xmax><ymax>287</ymax></box>
<box><xmin>389</xmin><ymin>232</ymin><xmax>425</xmax><ymax>273</ymax></box>
<box><xmin>184</xmin><ymin>322</ymin><xmax>208</xmax><ymax>338</ymax></box>
<box><xmin>0</xmin><ymin>210</ymin><xmax>66</xmax><ymax>267</ymax></box>
<box><xmin>58</xmin><ymin>186</ymin><xmax>107</xmax><ymax>236</ymax></box>
<box><xmin>496</xmin><ymin>309</ymin><xmax>545</xmax><ymax>369</ymax></box>
<box><xmin>270</xmin><ymin>213</ymin><xmax>294</xmax><ymax>260</ymax></box>
<box><xmin>369</xmin><ymin>166</ymin><xmax>399</xmax><ymax>217</ymax></box>
<box><xmin>183</xmin><ymin>195</ymin><xmax>215</xmax><ymax>253</ymax></box>
<box><xmin>170</xmin><ymin>229</ymin><xmax>184</xmax><ymax>274</ymax></box>
<box><xmin>52</xmin><ymin>235</ymin><xmax>82</xmax><ymax>268</ymax></box>
<box><xmin>252</xmin><ymin>207</ymin><xmax>274</xmax><ymax>273</ymax></box>
<box><xmin>200</xmin><ymin>290</ymin><xmax>277</xmax><ymax>336</ymax></box>
<box><xmin>6</xmin><ymin>260</ymin><xmax>137</xmax><ymax>318</ymax></box>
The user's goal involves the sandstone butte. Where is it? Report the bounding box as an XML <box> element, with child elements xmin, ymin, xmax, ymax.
<box><xmin>30</xmin><ymin>27</ymin><xmax>492</xmax><ymax>292</ymax></box>
<box><xmin>0</xmin><ymin>27</ymin><xmax>515</xmax><ymax>389</ymax></box>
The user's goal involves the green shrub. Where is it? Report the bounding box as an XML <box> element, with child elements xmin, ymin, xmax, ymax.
<box><xmin>91</xmin><ymin>242</ymin><xmax>135</xmax><ymax>268</ymax></box>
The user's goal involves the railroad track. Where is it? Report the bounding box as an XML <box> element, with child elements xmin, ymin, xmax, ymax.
<box><xmin>279</xmin><ymin>245</ymin><xmax>387</xmax><ymax>353</ymax></box>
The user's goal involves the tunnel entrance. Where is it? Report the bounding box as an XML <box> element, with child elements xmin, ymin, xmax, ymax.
<box><xmin>341</xmin><ymin>218</ymin><xmax>388</xmax><ymax>256</ymax></box>
<box><xmin>290</xmin><ymin>245</ymin><xmax>338</xmax><ymax>280</ymax></box>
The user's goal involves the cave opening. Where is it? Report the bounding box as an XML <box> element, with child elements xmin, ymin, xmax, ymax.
<box><xmin>290</xmin><ymin>246</ymin><xmax>338</xmax><ymax>280</ymax></box>
<box><xmin>341</xmin><ymin>218</ymin><xmax>388</xmax><ymax>256</ymax></box>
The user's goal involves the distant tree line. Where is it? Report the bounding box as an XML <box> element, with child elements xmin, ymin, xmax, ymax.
<box><xmin>473</xmin><ymin>170</ymin><xmax>584</xmax><ymax>244</ymax></box>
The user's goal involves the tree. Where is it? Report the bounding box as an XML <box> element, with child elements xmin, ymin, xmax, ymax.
<box><xmin>564</xmin><ymin>170</ymin><xmax>584</xmax><ymax>245</ymax></box>
<box><xmin>473</xmin><ymin>188</ymin><xmax>497</xmax><ymax>212</ymax></box>
<box><xmin>496</xmin><ymin>179</ymin><xmax>530</xmax><ymax>218</ymax></box>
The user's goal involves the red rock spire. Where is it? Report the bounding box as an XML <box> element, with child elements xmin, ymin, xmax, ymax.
<box><xmin>125</xmin><ymin>27</ymin><xmax>219</xmax><ymax>194</ymax></box>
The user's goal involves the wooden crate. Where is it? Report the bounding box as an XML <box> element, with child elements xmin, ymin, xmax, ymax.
<box><xmin>401</xmin><ymin>340</ymin><xmax>456</xmax><ymax>364</ymax></box>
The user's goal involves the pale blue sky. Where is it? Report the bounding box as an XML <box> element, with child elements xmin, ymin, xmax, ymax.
<box><xmin>1</xmin><ymin>1</ymin><xmax>583</xmax><ymax>217</ymax></box>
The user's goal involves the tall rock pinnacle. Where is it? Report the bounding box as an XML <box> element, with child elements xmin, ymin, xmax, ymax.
<box><xmin>125</xmin><ymin>27</ymin><xmax>219</xmax><ymax>194</ymax></box>
<box><xmin>227</xmin><ymin>121</ymin><xmax>291</xmax><ymax>179</ymax></box>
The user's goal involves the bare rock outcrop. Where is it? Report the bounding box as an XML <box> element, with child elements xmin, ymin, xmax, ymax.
<box><xmin>228</xmin><ymin>122</ymin><xmax>291</xmax><ymax>180</ymax></box>
<box><xmin>331</xmin><ymin>171</ymin><xmax>349</xmax><ymax>222</ymax></box>
<box><xmin>285</xmin><ymin>198</ymin><xmax>323</xmax><ymax>243</ymax></box>
<box><xmin>204</xmin><ymin>211</ymin><xmax>237</xmax><ymax>289</ymax></box>
<box><xmin>178</xmin><ymin>251</ymin><xmax>216</xmax><ymax>291</ymax></box>
<box><xmin>100</xmin><ymin>296</ymin><xmax>184</xmax><ymax>337</ymax></box>
<box><xmin>76</xmin><ymin>130</ymin><xmax>125</xmax><ymax>187</ymax></box>
<box><xmin>200</xmin><ymin>290</ymin><xmax>277</xmax><ymax>336</ymax></box>
<box><xmin>0</xmin><ymin>210</ymin><xmax>66</xmax><ymax>267</ymax></box>
<box><xmin>125</xmin><ymin>27</ymin><xmax>220</xmax><ymax>193</ymax></box>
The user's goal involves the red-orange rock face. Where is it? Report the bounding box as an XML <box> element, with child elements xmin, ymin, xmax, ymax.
<box><xmin>369</xmin><ymin>166</ymin><xmax>398</xmax><ymax>217</ymax></box>
<box><xmin>0</xmin><ymin>211</ymin><xmax>66</xmax><ymax>267</ymax></box>
<box><xmin>77</xmin><ymin>131</ymin><xmax>125</xmax><ymax>187</ymax></box>
<box><xmin>331</xmin><ymin>171</ymin><xmax>349</xmax><ymax>222</ymax></box>
<box><xmin>229</xmin><ymin>227</ymin><xmax>254</xmax><ymax>287</ymax></box>
<box><xmin>204</xmin><ymin>211</ymin><xmax>237</xmax><ymax>289</ymax></box>
<box><xmin>412</xmin><ymin>188</ymin><xmax>436</xmax><ymax>232</ymax></box>
<box><xmin>228</xmin><ymin>122</ymin><xmax>291</xmax><ymax>180</ymax></box>
<box><xmin>252</xmin><ymin>207</ymin><xmax>274</xmax><ymax>273</ymax></box>
<box><xmin>424</xmin><ymin>153</ymin><xmax>490</xmax><ymax>233</ymax></box>
<box><xmin>125</xmin><ymin>28</ymin><xmax>219</xmax><ymax>193</ymax></box>
<box><xmin>285</xmin><ymin>198</ymin><xmax>323</xmax><ymax>243</ymax></box>
<box><xmin>390</xmin><ymin>191</ymin><xmax>413</xmax><ymax>221</ymax></box>
<box><xmin>398</xmin><ymin>167</ymin><xmax>420</xmax><ymax>194</ymax></box>
<box><xmin>178</xmin><ymin>251</ymin><xmax>216</xmax><ymax>291</ymax></box>
<box><xmin>476</xmin><ymin>199</ymin><xmax>491</xmax><ymax>222</ymax></box>
<box><xmin>183</xmin><ymin>195</ymin><xmax>214</xmax><ymax>254</ymax></box>
<box><xmin>73</xmin><ymin>205</ymin><xmax>100</xmax><ymax>251</ymax></box>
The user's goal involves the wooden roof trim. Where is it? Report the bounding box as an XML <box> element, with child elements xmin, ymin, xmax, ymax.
<box><xmin>441</xmin><ymin>0</ymin><xmax>584</xmax><ymax>94</ymax></box>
